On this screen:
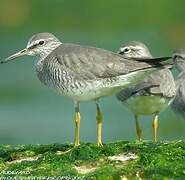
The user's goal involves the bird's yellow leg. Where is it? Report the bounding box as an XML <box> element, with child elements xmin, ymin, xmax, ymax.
<box><xmin>74</xmin><ymin>102</ymin><xmax>80</xmax><ymax>146</ymax></box>
<box><xmin>135</xmin><ymin>115</ymin><xmax>142</xmax><ymax>141</ymax></box>
<box><xmin>152</xmin><ymin>113</ymin><xmax>158</xmax><ymax>142</ymax></box>
<box><xmin>96</xmin><ymin>102</ymin><xmax>103</xmax><ymax>147</ymax></box>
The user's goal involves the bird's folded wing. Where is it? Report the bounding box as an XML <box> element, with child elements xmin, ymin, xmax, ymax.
<box><xmin>116</xmin><ymin>82</ymin><xmax>160</xmax><ymax>102</ymax></box>
<box><xmin>116</xmin><ymin>68</ymin><xmax>175</xmax><ymax>102</ymax></box>
<box><xmin>45</xmin><ymin>43</ymin><xmax>161</xmax><ymax>81</ymax></box>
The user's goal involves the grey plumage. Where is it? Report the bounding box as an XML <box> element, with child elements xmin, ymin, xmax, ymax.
<box><xmin>29</xmin><ymin>39</ymin><xmax>172</xmax><ymax>101</ymax></box>
<box><xmin>171</xmin><ymin>73</ymin><xmax>185</xmax><ymax>119</ymax></box>
<box><xmin>171</xmin><ymin>48</ymin><xmax>185</xmax><ymax>119</ymax></box>
<box><xmin>116</xmin><ymin>70</ymin><xmax>176</xmax><ymax>103</ymax></box>
<box><xmin>119</xmin><ymin>41</ymin><xmax>152</xmax><ymax>58</ymax></box>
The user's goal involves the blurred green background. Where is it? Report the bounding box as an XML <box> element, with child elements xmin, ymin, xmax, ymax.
<box><xmin>0</xmin><ymin>0</ymin><xmax>185</xmax><ymax>144</ymax></box>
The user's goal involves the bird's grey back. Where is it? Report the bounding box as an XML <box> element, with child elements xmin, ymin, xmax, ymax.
<box><xmin>37</xmin><ymin>43</ymin><xmax>163</xmax><ymax>82</ymax></box>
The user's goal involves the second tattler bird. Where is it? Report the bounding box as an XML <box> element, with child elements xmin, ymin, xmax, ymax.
<box><xmin>1</xmin><ymin>33</ymin><xmax>173</xmax><ymax>146</ymax></box>
<box><xmin>171</xmin><ymin>48</ymin><xmax>185</xmax><ymax>120</ymax></box>
<box><xmin>116</xmin><ymin>41</ymin><xmax>176</xmax><ymax>142</ymax></box>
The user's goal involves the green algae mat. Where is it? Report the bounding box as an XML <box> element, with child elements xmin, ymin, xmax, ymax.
<box><xmin>0</xmin><ymin>141</ymin><xmax>184</xmax><ymax>179</ymax></box>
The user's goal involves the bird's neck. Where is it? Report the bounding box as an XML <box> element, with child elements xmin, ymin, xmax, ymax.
<box><xmin>35</xmin><ymin>42</ymin><xmax>62</xmax><ymax>71</ymax></box>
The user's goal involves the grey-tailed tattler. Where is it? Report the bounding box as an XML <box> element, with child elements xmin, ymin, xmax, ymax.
<box><xmin>171</xmin><ymin>48</ymin><xmax>185</xmax><ymax>120</ymax></box>
<box><xmin>1</xmin><ymin>33</ymin><xmax>173</xmax><ymax>146</ymax></box>
<box><xmin>116</xmin><ymin>41</ymin><xmax>176</xmax><ymax>142</ymax></box>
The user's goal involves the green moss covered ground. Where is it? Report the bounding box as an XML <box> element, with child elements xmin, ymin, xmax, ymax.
<box><xmin>0</xmin><ymin>141</ymin><xmax>184</xmax><ymax>179</ymax></box>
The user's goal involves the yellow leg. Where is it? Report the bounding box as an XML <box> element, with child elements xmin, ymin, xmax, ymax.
<box><xmin>74</xmin><ymin>102</ymin><xmax>80</xmax><ymax>146</ymax></box>
<box><xmin>135</xmin><ymin>115</ymin><xmax>142</xmax><ymax>141</ymax></box>
<box><xmin>96</xmin><ymin>102</ymin><xmax>103</xmax><ymax>147</ymax></box>
<box><xmin>152</xmin><ymin>113</ymin><xmax>158</xmax><ymax>142</ymax></box>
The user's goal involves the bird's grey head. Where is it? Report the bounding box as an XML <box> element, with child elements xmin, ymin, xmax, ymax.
<box><xmin>172</xmin><ymin>48</ymin><xmax>185</xmax><ymax>72</ymax></box>
<box><xmin>1</xmin><ymin>32</ymin><xmax>62</xmax><ymax>63</ymax></box>
<box><xmin>118</xmin><ymin>41</ymin><xmax>152</xmax><ymax>58</ymax></box>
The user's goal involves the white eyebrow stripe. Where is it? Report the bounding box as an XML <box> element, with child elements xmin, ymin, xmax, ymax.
<box><xmin>27</xmin><ymin>38</ymin><xmax>55</xmax><ymax>48</ymax></box>
<box><xmin>120</xmin><ymin>46</ymin><xmax>144</xmax><ymax>52</ymax></box>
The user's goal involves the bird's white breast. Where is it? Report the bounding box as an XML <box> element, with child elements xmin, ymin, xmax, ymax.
<box><xmin>124</xmin><ymin>95</ymin><xmax>170</xmax><ymax>116</ymax></box>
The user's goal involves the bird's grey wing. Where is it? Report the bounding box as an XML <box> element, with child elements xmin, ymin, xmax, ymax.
<box><xmin>116</xmin><ymin>82</ymin><xmax>159</xmax><ymax>102</ymax></box>
<box><xmin>116</xmin><ymin>87</ymin><xmax>135</xmax><ymax>102</ymax></box>
<box><xmin>116</xmin><ymin>68</ymin><xmax>176</xmax><ymax>102</ymax></box>
<box><xmin>47</xmin><ymin>43</ymin><xmax>158</xmax><ymax>81</ymax></box>
<box><xmin>124</xmin><ymin>69</ymin><xmax>176</xmax><ymax>98</ymax></box>
<box><xmin>116</xmin><ymin>72</ymin><xmax>162</xmax><ymax>102</ymax></box>
<box><xmin>145</xmin><ymin>69</ymin><xmax>176</xmax><ymax>98</ymax></box>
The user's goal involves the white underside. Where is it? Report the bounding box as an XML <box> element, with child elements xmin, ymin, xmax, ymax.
<box><xmin>124</xmin><ymin>95</ymin><xmax>172</xmax><ymax>116</ymax></box>
<box><xmin>57</xmin><ymin>80</ymin><xmax>127</xmax><ymax>101</ymax></box>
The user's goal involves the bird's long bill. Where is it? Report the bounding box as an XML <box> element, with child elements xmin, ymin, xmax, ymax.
<box><xmin>1</xmin><ymin>48</ymin><xmax>28</xmax><ymax>64</ymax></box>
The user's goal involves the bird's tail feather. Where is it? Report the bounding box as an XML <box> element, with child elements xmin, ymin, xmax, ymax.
<box><xmin>128</xmin><ymin>56</ymin><xmax>173</xmax><ymax>68</ymax></box>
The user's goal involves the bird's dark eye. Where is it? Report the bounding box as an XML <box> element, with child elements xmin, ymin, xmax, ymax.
<box><xmin>39</xmin><ymin>40</ymin><xmax>45</xmax><ymax>45</ymax></box>
<box><xmin>119</xmin><ymin>47</ymin><xmax>131</xmax><ymax>54</ymax></box>
<box><xmin>123</xmin><ymin>48</ymin><xmax>130</xmax><ymax>53</ymax></box>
